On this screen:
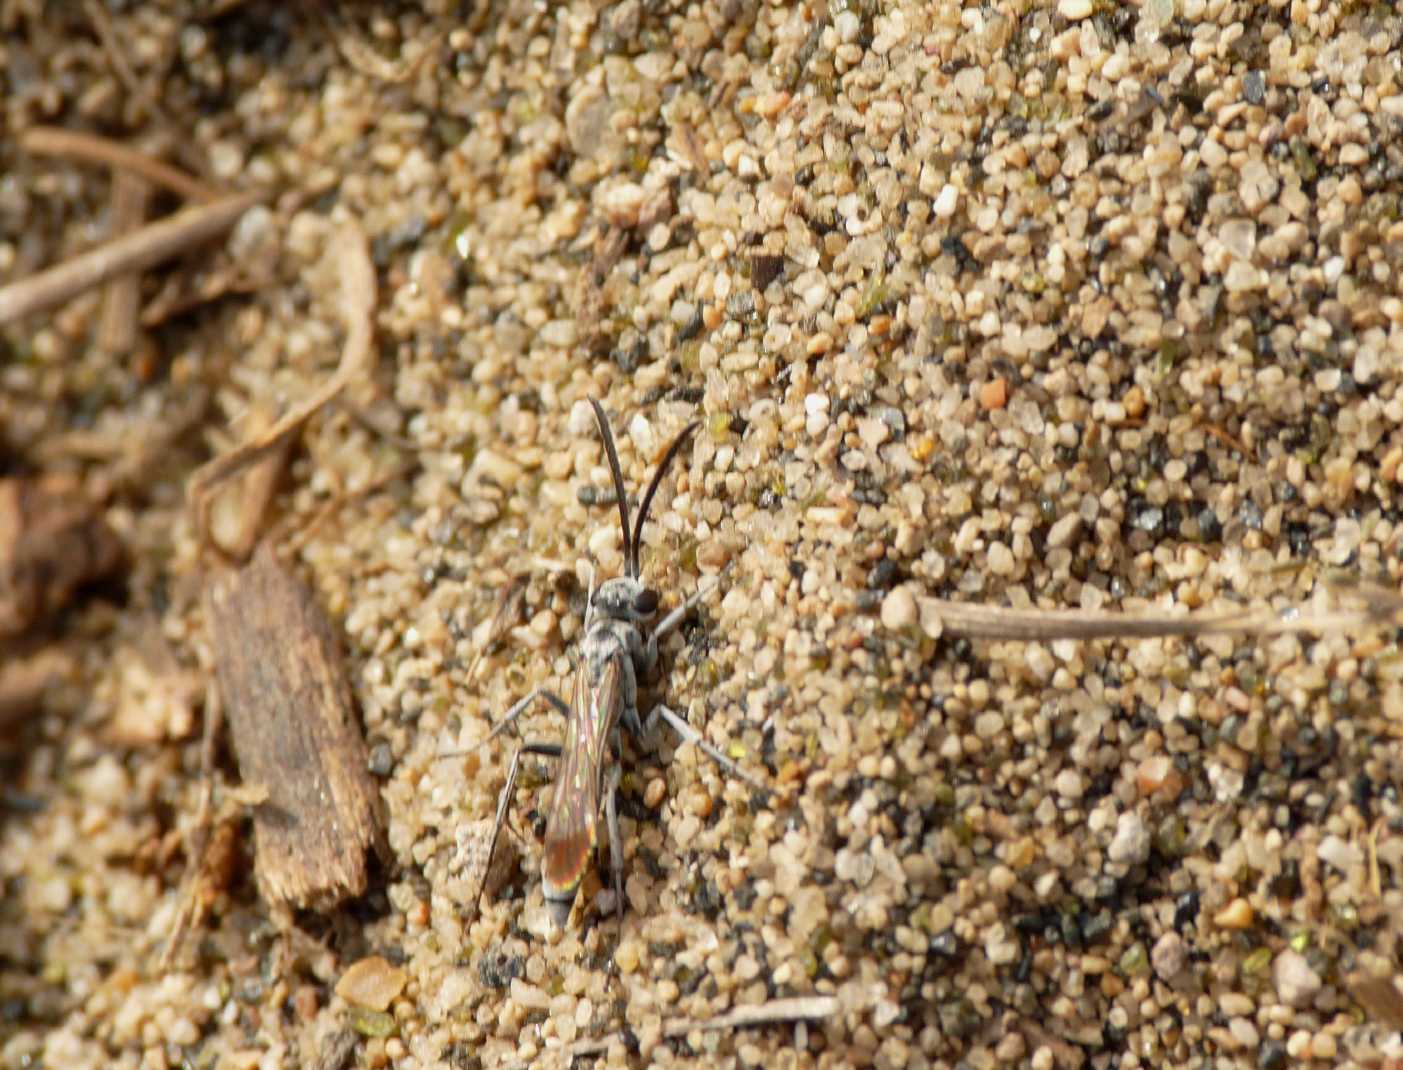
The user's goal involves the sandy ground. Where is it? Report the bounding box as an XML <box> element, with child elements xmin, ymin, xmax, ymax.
<box><xmin>3</xmin><ymin>1</ymin><xmax>1403</xmax><ymax>1068</ymax></box>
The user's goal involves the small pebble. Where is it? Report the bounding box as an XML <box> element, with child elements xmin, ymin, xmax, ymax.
<box><xmin>335</xmin><ymin>956</ymin><xmax>408</xmax><ymax>1012</ymax></box>
<box><xmin>880</xmin><ymin>585</ymin><xmax>917</xmax><ymax>630</ymax></box>
<box><xmin>1046</xmin><ymin>514</ymin><xmax>1081</xmax><ymax>549</ymax></box>
<box><xmin>1055</xmin><ymin>769</ymin><xmax>1084</xmax><ymax>799</ymax></box>
<box><xmin>1219</xmin><ymin>992</ymin><xmax>1255</xmax><ymax>1016</ymax></box>
<box><xmin>1135</xmin><ymin>755</ymin><xmax>1183</xmax><ymax>800</ymax></box>
<box><xmin>1317</xmin><ymin>834</ymin><xmax>1362</xmax><ymax>872</ymax></box>
<box><xmin>1310</xmin><ymin>1032</ymin><xmax>1337</xmax><ymax>1060</ymax></box>
<box><xmin>986</xmin><ymin>541</ymin><xmax>1014</xmax><ymax>576</ymax></box>
<box><xmin>644</xmin><ymin>777</ymin><xmax>666</xmax><ymax>809</ymax></box>
<box><xmin>979</xmin><ymin>378</ymin><xmax>1009</xmax><ymax>411</ymax></box>
<box><xmin>1058</xmin><ymin>0</ymin><xmax>1094</xmax><ymax>19</ymax></box>
<box><xmin>1107</xmin><ymin>812</ymin><xmax>1150</xmax><ymax>866</ymax></box>
<box><xmin>1229</xmin><ymin>1017</ymin><xmax>1259</xmax><ymax>1049</ymax></box>
<box><xmin>1213</xmin><ymin>898</ymin><xmax>1254</xmax><ymax>930</ymax></box>
<box><xmin>1273</xmin><ymin>950</ymin><xmax>1322</xmax><ymax>1009</ymax></box>
<box><xmin>934</xmin><ymin>184</ymin><xmax>959</xmax><ymax>219</ymax></box>
<box><xmin>1151</xmin><ymin>932</ymin><xmax>1186</xmax><ymax>981</ymax></box>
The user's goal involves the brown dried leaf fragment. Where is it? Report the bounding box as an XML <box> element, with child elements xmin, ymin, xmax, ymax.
<box><xmin>0</xmin><ymin>476</ymin><xmax>125</xmax><ymax>639</ymax></box>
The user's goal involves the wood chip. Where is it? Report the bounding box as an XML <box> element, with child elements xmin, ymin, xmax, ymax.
<box><xmin>204</xmin><ymin>544</ymin><xmax>383</xmax><ymax>909</ymax></box>
<box><xmin>0</xmin><ymin>476</ymin><xmax>125</xmax><ymax>638</ymax></box>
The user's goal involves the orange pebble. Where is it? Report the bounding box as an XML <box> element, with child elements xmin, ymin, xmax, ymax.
<box><xmin>979</xmin><ymin>377</ymin><xmax>1009</xmax><ymax>410</ymax></box>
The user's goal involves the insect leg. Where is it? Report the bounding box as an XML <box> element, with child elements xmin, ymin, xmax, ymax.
<box><xmin>472</xmin><ymin>741</ymin><xmax>563</xmax><ymax>913</ymax></box>
<box><xmin>477</xmin><ymin>687</ymin><xmax>571</xmax><ymax>747</ymax></box>
<box><xmin>603</xmin><ymin>763</ymin><xmax>624</xmax><ymax>922</ymax></box>
<box><xmin>641</xmin><ymin>577</ymin><xmax>719</xmax><ymax>671</ymax></box>
<box><xmin>652</xmin><ymin>577</ymin><xmax>718</xmax><ymax>642</ymax></box>
<box><xmin>646</xmin><ymin>703</ymin><xmax>770</xmax><ymax>794</ymax></box>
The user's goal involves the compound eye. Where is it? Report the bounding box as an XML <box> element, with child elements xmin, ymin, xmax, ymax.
<box><xmin>634</xmin><ymin>589</ymin><xmax>659</xmax><ymax>615</ymax></box>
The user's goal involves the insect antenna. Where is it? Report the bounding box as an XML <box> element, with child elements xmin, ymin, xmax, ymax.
<box><xmin>589</xmin><ymin>398</ymin><xmax>634</xmax><ymax>575</ymax></box>
<box><xmin>630</xmin><ymin>420</ymin><xmax>700</xmax><ymax>579</ymax></box>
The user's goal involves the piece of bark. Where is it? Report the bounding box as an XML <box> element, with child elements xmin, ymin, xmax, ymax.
<box><xmin>204</xmin><ymin>544</ymin><xmax>382</xmax><ymax>910</ymax></box>
<box><xmin>0</xmin><ymin>476</ymin><xmax>125</xmax><ymax>638</ymax></box>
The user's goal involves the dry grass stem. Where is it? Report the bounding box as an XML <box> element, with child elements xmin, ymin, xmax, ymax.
<box><xmin>96</xmin><ymin>169</ymin><xmax>152</xmax><ymax>357</ymax></box>
<box><xmin>187</xmin><ymin>220</ymin><xmax>376</xmax><ymax>555</ymax></box>
<box><xmin>20</xmin><ymin>126</ymin><xmax>220</xmax><ymax>203</ymax></box>
<box><xmin>159</xmin><ymin>681</ymin><xmax>224</xmax><ymax>970</ymax></box>
<box><xmin>0</xmin><ymin>190</ymin><xmax>263</xmax><ymax>325</ymax></box>
<box><xmin>917</xmin><ymin>583</ymin><xmax>1403</xmax><ymax>643</ymax></box>
<box><xmin>518</xmin><ymin>995</ymin><xmax>840</xmax><ymax>1068</ymax></box>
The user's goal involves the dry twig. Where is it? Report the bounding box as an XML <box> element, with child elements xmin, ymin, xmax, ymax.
<box><xmin>96</xmin><ymin>169</ymin><xmax>152</xmax><ymax>357</ymax></box>
<box><xmin>186</xmin><ymin>220</ymin><xmax>376</xmax><ymax>556</ymax></box>
<box><xmin>19</xmin><ymin>126</ymin><xmax>219</xmax><ymax>203</ymax></box>
<box><xmin>83</xmin><ymin>0</ymin><xmax>168</xmax><ymax>123</ymax></box>
<box><xmin>202</xmin><ymin>401</ymin><xmax>293</xmax><ymax>561</ymax></box>
<box><xmin>0</xmin><ymin>191</ymin><xmax>263</xmax><ymax>325</ymax></box>
<box><xmin>910</xmin><ymin>583</ymin><xmax>1403</xmax><ymax>643</ymax></box>
<box><xmin>159</xmin><ymin>680</ymin><xmax>225</xmax><ymax>970</ymax></box>
<box><xmin>313</xmin><ymin>2</ymin><xmax>444</xmax><ymax>83</ymax></box>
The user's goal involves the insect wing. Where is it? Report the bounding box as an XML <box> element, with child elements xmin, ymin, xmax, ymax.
<box><xmin>541</xmin><ymin>656</ymin><xmax>621</xmax><ymax>900</ymax></box>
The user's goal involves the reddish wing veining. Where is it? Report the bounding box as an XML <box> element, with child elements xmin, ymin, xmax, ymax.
<box><xmin>541</xmin><ymin>655</ymin><xmax>622</xmax><ymax>898</ymax></box>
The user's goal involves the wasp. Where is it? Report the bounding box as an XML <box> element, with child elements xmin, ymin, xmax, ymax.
<box><xmin>470</xmin><ymin>399</ymin><xmax>762</xmax><ymax>927</ymax></box>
